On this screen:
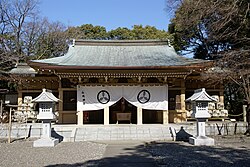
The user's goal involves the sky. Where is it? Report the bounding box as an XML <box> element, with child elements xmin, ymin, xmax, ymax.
<box><xmin>39</xmin><ymin>0</ymin><xmax>171</xmax><ymax>31</ymax></box>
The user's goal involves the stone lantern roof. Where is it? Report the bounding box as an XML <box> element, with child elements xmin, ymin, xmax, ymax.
<box><xmin>32</xmin><ymin>89</ymin><xmax>59</xmax><ymax>103</ymax></box>
<box><xmin>185</xmin><ymin>88</ymin><xmax>217</xmax><ymax>102</ymax></box>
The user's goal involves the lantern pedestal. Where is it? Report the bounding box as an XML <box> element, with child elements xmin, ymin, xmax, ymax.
<box><xmin>189</xmin><ymin>136</ymin><xmax>214</xmax><ymax>146</ymax></box>
<box><xmin>33</xmin><ymin>121</ymin><xmax>59</xmax><ymax>147</ymax></box>
<box><xmin>189</xmin><ymin>118</ymin><xmax>214</xmax><ymax>146</ymax></box>
<box><xmin>33</xmin><ymin>138</ymin><xmax>59</xmax><ymax>147</ymax></box>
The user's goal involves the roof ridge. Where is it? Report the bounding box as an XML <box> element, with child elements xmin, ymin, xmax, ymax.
<box><xmin>74</xmin><ymin>39</ymin><xmax>169</xmax><ymax>46</ymax></box>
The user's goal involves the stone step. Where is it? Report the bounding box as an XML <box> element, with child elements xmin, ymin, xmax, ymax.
<box><xmin>74</xmin><ymin>125</ymin><xmax>173</xmax><ymax>142</ymax></box>
<box><xmin>0</xmin><ymin>122</ymin><xmax>247</xmax><ymax>142</ymax></box>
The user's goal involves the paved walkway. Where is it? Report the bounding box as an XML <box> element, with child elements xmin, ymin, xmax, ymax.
<box><xmin>98</xmin><ymin>141</ymin><xmax>157</xmax><ymax>167</ymax></box>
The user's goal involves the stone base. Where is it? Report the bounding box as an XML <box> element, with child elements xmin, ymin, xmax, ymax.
<box><xmin>189</xmin><ymin>136</ymin><xmax>214</xmax><ymax>146</ymax></box>
<box><xmin>33</xmin><ymin>138</ymin><xmax>59</xmax><ymax>147</ymax></box>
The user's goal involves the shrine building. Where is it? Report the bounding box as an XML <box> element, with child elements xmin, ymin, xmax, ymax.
<box><xmin>10</xmin><ymin>40</ymin><xmax>224</xmax><ymax>125</ymax></box>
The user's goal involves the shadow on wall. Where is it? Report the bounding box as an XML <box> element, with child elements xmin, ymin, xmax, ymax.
<box><xmin>176</xmin><ymin>126</ymin><xmax>193</xmax><ymax>142</ymax></box>
<box><xmin>170</xmin><ymin>126</ymin><xmax>193</xmax><ymax>142</ymax></box>
<box><xmin>51</xmin><ymin>128</ymin><xmax>64</xmax><ymax>142</ymax></box>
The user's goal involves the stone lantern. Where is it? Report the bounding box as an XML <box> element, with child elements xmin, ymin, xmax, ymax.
<box><xmin>186</xmin><ymin>88</ymin><xmax>216</xmax><ymax>146</ymax></box>
<box><xmin>32</xmin><ymin>89</ymin><xmax>59</xmax><ymax>147</ymax></box>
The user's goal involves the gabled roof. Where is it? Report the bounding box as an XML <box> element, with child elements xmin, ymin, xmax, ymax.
<box><xmin>186</xmin><ymin>88</ymin><xmax>217</xmax><ymax>102</ymax></box>
<box><xmin>8</xmin><ymin>63</ymin><xmax>37</xmax><ymax>75</ymax></box>
<box><xmin>32</xmin><ymin>89</ymin><xmax>59</xmax><ymax>102</ymax></box>
<box><xmin>29</xmin><ymin>40</ymin><xmax>208</xmax><ymax>70</ymax></box>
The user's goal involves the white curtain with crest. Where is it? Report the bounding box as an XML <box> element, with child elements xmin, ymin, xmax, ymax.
<box><xmin>77</xmin><ymin>85</ymin><xmax>168</xmax><ymax>111</ymax></box>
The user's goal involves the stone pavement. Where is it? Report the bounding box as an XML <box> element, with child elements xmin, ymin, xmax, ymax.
<box><xmin>98</xmin><ymin>141</ymin><xmax>157</xmax><ymax>167</ymax></box>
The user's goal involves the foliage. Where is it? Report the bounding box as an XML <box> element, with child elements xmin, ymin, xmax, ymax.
<box><xmin>66</xmin><ymin>24</ymin><xmax>170</xmax><ymax>40</ymax></box>
<box><xmin>168</xmin><ymin>0</ymin><xmax>249</xmax><ymax>58</ymax></box>
<box><xmin>128</xmin><ymin>25</ymin><xmax>169</xmax><ymax>40</ymax></box>
<box><xmin>67</xmin><ymin>24</ymin><xmax>108</xmax><ymax>40</ymax></box>
<box><xmin>168</xmin><ymin>0</ymin><xmax>250</xmax><ymax>125</ymax></box>
<box><xmin>109</xmin><ymin>27</ymin><xmax>134</xmax><ymax>40</ymax></box>
<box><xmin>224</xmin><ymin>83</ymin><xmax>245</xmax><ymax>119</ymax></box>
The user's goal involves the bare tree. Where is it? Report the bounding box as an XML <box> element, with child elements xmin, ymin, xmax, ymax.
<box><xmin>34</xmin><ymin>19</ymin><xmax>68</xmax><ymax>59</ymax></box>
<box><xmin>168</xmin><ymin>0</ymin><xmax>250</xmax><ymax>133</ymax></box>
<box><xmin>0</xmin><ymin>0</ymin><xmax>69</xmax><ymax>71</ymax></box>
<box><xmin>0</xmin><ymin>0</ymin><xmax>39</xmax><ymax>70</ymax></box>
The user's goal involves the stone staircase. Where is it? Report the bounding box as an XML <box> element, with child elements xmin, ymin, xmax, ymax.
<box><xmin>0</xmin><ymin>122</ymin><xmax>247</xmax><ymax>142</ymax></box>
<box><xmin>0</xmin><ymin>123</ymin><xmax>181</xmax><ymax>142</ymax></box>
<box><xmin>74</xmin><ymin>124</ymin><xmax>173</xmax><ymax>142</ymax></box>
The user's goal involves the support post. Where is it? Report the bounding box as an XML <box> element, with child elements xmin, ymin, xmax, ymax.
<box><xmin>180</xmin><ymin>80</ymin><xmax>186</xmax><ymax>122</ymax></box>
<box><xmin>180</xmin><ymin>81</ymin><xmax>186</xmax><ymax>111</ymax></box>
<box><xmin>137</xmin><ymin>107</ymin><xmax>142</xmax><ymax>125</ymax></box>
<box><xmin>243</xmin><ymin>105</ymin><xmax>247</xmax><ymax>122</ymax></box>
<box><xmin>219</xmin><ymin>86</ymin><xmax>224</xmax><ymax>103</ymax></box>
<box><xmin>8</xmin><ymin>107</ymin><xmax>12</xmax><ymax>143</ymax></box>
<box><xmin>163</xmin><ymin>110</ymin><xmax>169</xmax><ymax>124</ymax></box>
<box><xmin>17</xmin><ymin>90</ymin><xmax>22</xmax><ymax>111</ymax></box>
<box><xmin>104</xmin><ymin>106</ymin><xmax>109</xmax><ymax>125</ymax></box>
<box><xmin>0</xmin><ymin>100</ymin><xmax>2</xmax><ymax>120</ymax></box>
<box><xmin>77</xmin><ymin>111</ymin><xmax>84</xmax><ymax>125</ymax></box>
<box><xmin>58</xmin><ymin>87</ymin><xmax>63</xmax><ymax>123</ymax></box>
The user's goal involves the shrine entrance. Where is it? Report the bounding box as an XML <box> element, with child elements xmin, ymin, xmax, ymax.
<box><xmin>77</xmin><ymin>85</ymin><xmax>168</xmax><ymax>125</ymax></box>
<box><xmin>109</xmin><ymin>98</ymin><xmax>137</xmax><ymax>124</ymax></box>
<box><xmin>143</xmin><ymin>109</ymin><xmax>163</xmax><ymax>124</ymax></box>
<box><xmin>83</xmin><ymin>109</ymin><xmax>104</xmax><ymax>124</ymax></box>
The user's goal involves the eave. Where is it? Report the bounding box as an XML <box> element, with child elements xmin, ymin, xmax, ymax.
<box><xmin>28</xmin><ymin>61</ymin><xmax>210</xmax><ymax>71</ymax></box>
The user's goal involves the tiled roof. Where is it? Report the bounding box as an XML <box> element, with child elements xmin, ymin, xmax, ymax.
<box><xmin>31</xmin><ymin>40</ymin><xmax>207</xmax><ymax>68</ymax></box>
<box><xmin>8</xmin><ymin>63</ymin><xmax>37</xmax><ymax>75</ymax></box>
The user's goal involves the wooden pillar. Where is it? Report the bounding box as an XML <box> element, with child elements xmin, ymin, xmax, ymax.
<box><xmin>0</xmin><ymin>100</ymin><xmax>2</xmax><ymax>118</ymax></box>
<box><xmin>77</xmin><ymin>111</ymin><xmax>83</xmax><ymax>125</ymax></box>
<box><xmin>180</xmin><ymin>81</ymin><xmax>186</xmax><ymax>111</ymax></box>
<box><xmin>243</xmin><ymin>105</ymin><xmax>247</xmax><ymax>122</ymax></box>
<box><xmin>8</xmin><ymin>107</ymin><xmax>12</xmax><ymax>143</ymax></box>
<box><xmin>180</xmin><ymin>80</ymin><xmax>186</xmax><ymax>122</ymax></box>
<box><xmin>18</xmin><ymin>92</ymin><xmax>22</xmax><ymax>105</ymax></box>
<box><xmin>219</xmin><ymin>87</ymin><xmax>224</xmax><ymax>103</ymax></box>
<box><xmin>137</xmin><ymin>107</ymin><xmax>142</xmax><ymax>125</ymax></box>
<box><xmin>17</xmin><ymin>86</ymin><xmax>22</xmax><ymax>111</ymax></box>
<box><xmin>163</xmin><ymin>110</ymin><xmax>169</xmax><ymax>124</ymax></box>
<box><xmin>104</xmin><ymin>106</ymin><xmax>109</xmax><ymax>125</ymax></box>
<box><xmin>58</xmin><ymin>81</ymin><xmax>63</xmax><ymax>123</ymax></box>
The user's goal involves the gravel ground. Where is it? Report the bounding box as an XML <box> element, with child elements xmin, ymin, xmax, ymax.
<box><xmin>0</xmin><ymin>136</ymin><xmax>250</xmax><ymax>167</ymax></box>
<box><xmin>0</xmin><ymin>139</ymin><xmax>106</xmax><ymax>167</ymax></box>
<box><xmin>145</xmin><ymin>135</ymin><xmax>250</xmax><ymax>167</ymax></box>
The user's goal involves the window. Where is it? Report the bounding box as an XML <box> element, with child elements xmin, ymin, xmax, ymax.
<box><xmin>40</xmin><ymin>103</ymin><xmax>52</xmax><ymax>112</ymax></box>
